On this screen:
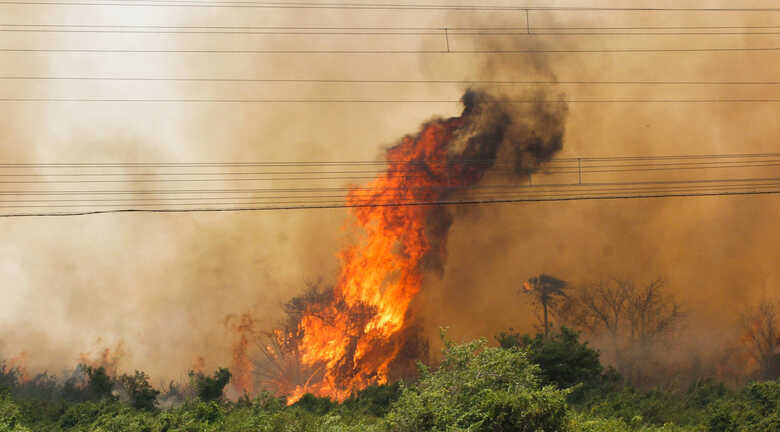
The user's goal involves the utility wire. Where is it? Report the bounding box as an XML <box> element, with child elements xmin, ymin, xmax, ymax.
<box><xmin>8</xmin><ymin>23</ymin><xmax>780</xmax><ymax>32</ymax></box>
<box><xmin>7</xmin><ymin>180</ymin><xmax>780</xmax><ymax>204</ymax></box>
<box><xmin>3</xmin><ymin>189</ymin><xmax>779</xmax><ymax>217</ymax></box>
<box><xmin>5</xmin><ymin>77</ymin><xmax>780</xmax><ymax>85</ymax></box>
<box><xmin>2</xmin><ymin>152</ymin><xmax>779</xmax><ymax>167</ymax></box>
<box><xmin>10</xmin><ymin>24</ymin><xmax>780</xmax><ymax>30</ymax></box>
<box><xmin>4</xmin><ymin>97</ymin><xmax>780</xmax><ymax>103</ymax></box>
<box><xmin>4</xmin><ymin>176</ymin><xmax>780</xmax><ymax>195</ymax></box>
<box><xmin>9</xmin><ymin>26</ymin><xmax>780</xmax><ymax>35</ymax></box>
<box><xmin>3</xmin><ymin>169</ymin><xmax>780</xmax><ymax>215</ymax></box>
<box><xmin>3</xmin><ymin>161</ymin><xmax>780</xmax><ymax>182</ymax></box>
<box><xmin>6</xmin><ymin>1</ymin><xmax>780</xmax><ymax>11</ymax></box>
<box><xmin>4</xmin><ymin>47</ymin><xmax>780</xmax><ymax>53</ymax></box>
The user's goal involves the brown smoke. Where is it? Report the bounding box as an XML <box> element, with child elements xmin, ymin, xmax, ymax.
<box><xmin>253</xmin><ymin>88</ymin><xmax>567</xmax><ymax>401</ymax></box>
<box><xmin>1</xmin><ymin>3</ymin><xmax>779</xmax><ymax>388</ymax></box>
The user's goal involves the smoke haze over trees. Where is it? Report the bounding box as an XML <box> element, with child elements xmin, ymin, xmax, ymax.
<box><xmin>1</xmin><ymin>4</ymin><xmax>779</xmax><ymax>385</ymax></box>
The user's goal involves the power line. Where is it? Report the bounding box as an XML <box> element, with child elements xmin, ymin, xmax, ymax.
<box><xmin>5</xmin><ymin>1</ymin><xmax>780</xmax><ymax>11</ymax></box>
<box><xmin>4</xmin><ymin>47</ymin><xmax>780</xmax><ymax>54</ymax></box>
<box><xmin>1</xmin><ymin>152</ymin><xmax>779</xmax><ymax>167</ymax></box>
<box><xmin>8</xmin><ymin>25</ymin><xmax>780</xmax><ymax>36</ymax></box>
<box><xmin>8</xmin><ymin>23</ymin><xmax>780</xmax><ymax>31</ymax></box>
<box><xmin>2</xmin><ymin>189</ymin><xmax>779</xmax><ymax>217</ymax></box>
<box><xmin>6</xmin><ymin>77</ymin><xmax>780</xmax><ymax>85</ymax></box>
<box><xmin>5</xmin><ymin>97</ymin><xmax>780</xmax><ymax>103</ymax></box>
<box><xmin>2</xmin><ymin>164</ymin><xmax>780</xmax><ymax>215</ymax></box>
<box><xmin>3</xmin><ymin>175</ymin><xmax>780</xmax><ymax>195</ymax></box>
<box><xmin>2</xmin><ymin>160</ymin><xmax>780</xmax><ymax>181</ymax></box>
<box><xmin>7</xmin><ymin>179</ymin><xmax>780</xmax><ymax>203</ymax></box>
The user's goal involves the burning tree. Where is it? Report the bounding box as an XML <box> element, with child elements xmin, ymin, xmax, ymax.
<box><xmin>225</xmin><ymin>314</ymin><xmax>257</xmax><ymax>396</ymax></box>
<box><xmin>258</xmin><ymin>89</ymin><xmax>568</xmax><ymax>402</ymax></box>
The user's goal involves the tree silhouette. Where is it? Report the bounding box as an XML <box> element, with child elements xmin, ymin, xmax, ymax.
<box><xmin>740</xmin><ymin>299</ymin><xmax>779</xmax><ymax>379</ymax></box>
<box><xmin>562</xmin><ymin>277</ymin><xmax>685</xmax><ymax>385</ymax></box>
<box><xmin>523</xmin><ymin>274</ymin><xmax>568</xmax><ymax>338</ymax></box>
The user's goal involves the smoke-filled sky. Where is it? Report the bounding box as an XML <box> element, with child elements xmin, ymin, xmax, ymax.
<box><xmin>2</xmin><ymin>0</ymin><xmax>780</xmax><ymax>381</ymax></box>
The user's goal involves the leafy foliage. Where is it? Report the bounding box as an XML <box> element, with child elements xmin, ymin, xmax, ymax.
<box><xmin>0</xmin><ymin>336</ymin><xmax>777</xmax><ymax>432</ymax></box>
<box><xmin>707</xmin><ymin>380</ymin><xmax>780</xmax><ymax>432</ymax></box>
<box><xmin>497</xmin><ymin>326</ymin><xmax>604</xmax><ymax>391</ymax></box>
<box><xmin>341</xmin><ymin>383</ymin><xmax>401</xmax><ymax>417</ymax></box>
<box><xmin>0</xmin><ymin>394</ymin><xmax>31</xmax><ymax>432</ymax></box>
<box><xmin>83</xmin><ymin>366</ymin><xmax>113</xmax><ymax>401</ymax></box>
<box><xmin>189</xmin><ymin>368</ymin><xmax>231</xmax><ymax>402</ymax></box>
<box><xmin>386</xmin><ymin>334</ymin><xmax>570</xmax><ymax>432</ymax></box>
<box><xmin>116</xmin><ymin>371</ymin><xmax>160</xmax><ymax>410</ymax></box>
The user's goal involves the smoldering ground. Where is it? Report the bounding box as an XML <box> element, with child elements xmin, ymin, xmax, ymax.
<box><xmin>1</xmin><ymin>2</ymin><xmax>779</xmax><ymax>387</ymax></box>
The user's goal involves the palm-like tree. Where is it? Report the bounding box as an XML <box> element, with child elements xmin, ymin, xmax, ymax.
<box><xmin>523</xmin><ymin>274</ymin><xmax>568</xmax><ymax>337</ymax></box>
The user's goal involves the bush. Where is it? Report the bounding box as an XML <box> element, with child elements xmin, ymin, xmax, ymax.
<box><xmin>116</xmin><ymin>371</ymin><xmax>160</xmax><ymax>411</ymax></box>
<box><xmin>189</xmin><ymin>368</ymin><xmax>231</xmax><ymax>402</ymax></box>
<box><xmin>497</xmin><ymin>327</ymin><xmax>603</xmax><ymax>391</ymax></box>
<box><xmin>83</xmin><ymin>366</ymin><xmax>114</xmax><ymax>401</ymax></box>
<box><xmin>386</xmin><ymin>334</ymin><xmax>570</xmax><ymax>432</ymax></box>
<box><xmin>568</xmin><ymin>412</ymin><xmax>699</xmax><ymax>432</ymax></box>
<box><xmin>707</xmin><ymin>379</ymin><xmax>779</xmax><ymax>432</ymax></box>
<box><xmin>291</xmin><ymin>393</ymin><xmax>336</xmax><ymax>415</ymax></box>
<box><xmin>0</xmin><ymin>395</ymin><xmax>31</xmax><ymax>432</ymax></box>
<box><xmin>342</xmin><ymin>383</ymin><xmax>401</xmax><ymax>417</ymax></box>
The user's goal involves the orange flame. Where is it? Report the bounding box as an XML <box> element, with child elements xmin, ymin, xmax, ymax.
<box><xmin>275</xmin><ymin>90</ymin><xmax>566</xmax><ymax>403</ymax></box>
<box><xmin>286</xmin><ymin>115</ymin><xmax>485</xmax><ymax>403</ymax></box>
<box><xmin>78</xmin><ymin>341</ymin><xmax>125</xmax><ymax>376</ymax></box>
<box><xmin>8</xmin><ymin>351</ymin><xmax>30</xmax><ymax>383</ymax></box>
<box><xmin>226</xmin><ymin>313</ymin><xmax>256</xmax><ymax>395</ymax></box>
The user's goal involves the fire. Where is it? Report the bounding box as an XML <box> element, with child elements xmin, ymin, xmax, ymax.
<box><xmin>270</xmin><ymin>90</ymin><xmax>566</xmax><ymax>403</ymax></box>
<box><xmin>226</xmin><ymin>313</ymin><xmax>256</xmax><ymax>395</ymax></box>
<box><xmin>8</xmin><ymin>351</ymin><xmax>30</xmax><ymax>383</ymax></box>
<box><xmin>289</xmin><ymin>123</ymin><xmax>465</xmax><ymax>401</ymax></box>
<box><xmin>78</xmin><ymin>341</ymin><xmax>125</xmax><ymax>376</ymax></box>
<box><xmin>286</xmin><ymin>94</ymin><xmax>501</xmax><ymax>403</ymax></box>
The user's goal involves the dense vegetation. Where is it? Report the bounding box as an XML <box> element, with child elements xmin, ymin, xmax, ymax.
<box><xmin>0</xmin><ymin>328</ymin><xmax>777</xmax><ymax>431</ymax></box>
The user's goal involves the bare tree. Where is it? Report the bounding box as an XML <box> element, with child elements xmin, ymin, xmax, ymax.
<box><xmin>624</xmin><ymin>279</ymin><xmax>685</xmax><ymax>384</ymax></box>
<box><xmin>740</xmin><ymin>299</ymin><xmax>779</xmax><ymax>379</ymax></box>
<box><xmin>523</xmin><ymin>274</ymin><xmax>568</xmax><ymax>338</ymax></box>
<box><xmin>563</xmin><ymin>277</ymin><xmax>685</xmax><ymax>384</ymax></box>
<box><xmin>626</xmin><ymin>279</ymin><xmax>685</xmax><ymax>349</ymax></box>
<box><xmin>562</xmin><ymin>278</ymin><xmax>631</xmax><ymax>370</ymax></box>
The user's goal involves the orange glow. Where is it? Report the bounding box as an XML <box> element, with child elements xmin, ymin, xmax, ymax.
<box><xmin>78</xmin><ymin>342</ymin><xmax>125</xmax><ymax>376</ymax></box>
<box><xmin>284</xmin><ymin>114</ymin><xmax>489</xmax><ymax>403</ymax></box>
<box><xmin>8</xmin><ymin>351</ymin><xmax>29</xmax><ymax>383</ymax></box>
<box><xmin>227</xmin><ymin>313</ymin><xmax>256</xmax><ymax>395</ymax></box>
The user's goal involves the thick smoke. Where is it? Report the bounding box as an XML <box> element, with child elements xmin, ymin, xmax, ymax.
<box><xmin>1</xmin><ymin>2</ymin><xmax>779</xmax><ymax>392</ymax></box>
<box><xmin>257</xmin><ymin>88</ymin><xmax>568</xmax><ymax>400</ymax></box>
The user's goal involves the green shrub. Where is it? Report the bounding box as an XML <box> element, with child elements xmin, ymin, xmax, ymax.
<box><xmin>342</xmin><ymin>383</ymin><xmax>401</xmax><ymax>417</ymax></box>
<box><xmin>707</xmin><ymin>379</ymin><xmax>779</xmax><ymax>432</ymax></box>
<box><xmin>116</xmin><ymin>371</ymin><xmax>160</xmax><ymax>411</ymax></box>
<box><xmin>83</xmin><ymin>366</ymin><xmax>114</xmax><ymax>401</ymax></box>
<box><xmin>386</xmin><ymin>334</ymin><xmax>570</xmax><ymax>432</ymax></box>
<box><xmin>290</xmin><ymin>393</ymin><xmax>336</xmax><ymax>415</ymax></box>
<box><xmin>189</xmin><ymin>368</ymin><xmax>231</xmax><ymax>402</ymax></box>
<box><xmin>568</xmin><ymin>412</ymin><xmax>701</xmax><ymax>432</ymax></box>
<box><xmin>497</xmin><ymin>327</ymin><xmax>604</xmax><ymax>392</ymax></box>
<box><xmin>0</xmin><ymin>395</ymin><xmax>31</xmax><ymax>432</ymax></box>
